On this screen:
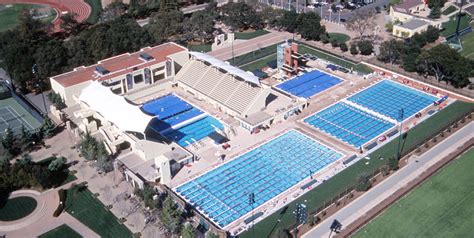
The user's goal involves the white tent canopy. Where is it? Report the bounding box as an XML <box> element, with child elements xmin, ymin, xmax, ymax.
<box><xmin>79</xmin><ymin>81</ymin><xmax>153</xmax><ymax>133</ymax></box>
<box><xmin>189</xmin><ymin>51</ymin><xmax>260</xmax><ymax>86</ymax></box>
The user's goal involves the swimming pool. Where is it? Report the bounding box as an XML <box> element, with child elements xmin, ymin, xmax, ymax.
<box><xmin>175</xmin><ymin>130</ymin><xmax>344</xmax><ymax>228</ymax></box>
<box><xmin>348</xmin><ymin>80</ymin><xmax>437</xmax><ymax>121</ymax></box>
<box><xmin>162</xmin><ymin>116</ymin><xmax>224</xmax><ymax>147</ymax></box>
<box><xmin>276</xmin><ymin>70</ymin><xmax>342</xmax><ymax>99</ymax></box>
<box><xmin>304</xmin><ymin>102</ymin><xmax>394</xmax><ymax>147</ymax></box>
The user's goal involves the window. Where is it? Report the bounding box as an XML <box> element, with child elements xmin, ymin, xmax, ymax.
<box><xmin>134</xmin><ymin>74</ymin><xmax>144</xmax><ymax>84</ymax></box>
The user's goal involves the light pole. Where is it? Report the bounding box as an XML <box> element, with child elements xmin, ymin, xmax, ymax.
<box><xmin>293</xmin><ymin>202</ymin><xmax>307</xmax><ymax>238</ymax></box>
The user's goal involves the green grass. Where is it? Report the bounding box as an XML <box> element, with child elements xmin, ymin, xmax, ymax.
<box><xmin>39</xmin><ymin>224</ymin><xmax>82</xmax><ymax>238</ymax></box>
<box><xmin>65</xmin><ymin>188</ymin><xmax>132</xmax><ymax>238</ymax></box>
<box><xmin>0</xmin><ymin>4</ymin><xmax>49</xmax><ymax>32</ymax></box>
<box><xmin>442</xmin><ymin>5</ymin><xmax>458</xmax><ymax>16</ymax></box>
<box><xmin>328</xmin><ymin>33</ymin><xmax>350</xmax><ymax>43</ymax></box>
<box><xmin>187</xmin><ymin>43</ymin><xmax>212</xmax><ymax>53</ymax></box>
<box><xmin>239</xmin><ymin>100</ymin><xmax>474</xmax><ymax>238</ymax></box>
<box><xmin>298</xmin><ymin>44</ymin><xmax>373</xmax><ymax>74</ymax></box>
<box><xmin>84</xmin><ymin>0</ymin><xmax>102</xmax><ymax>24</ymax></box>
<box><xmin>234</xmin><ymin>29</ymin><xmax>270</xmax><ymax>40</ymax></box>
<box><xmin>240</xmin><ymin>54</ymin><xmax>277</xmax><ymax>72</ymax></box>
<box><xmin>0</xmin><ymin>196</ymin><xmax>37</xmax><ymax>221</ymax></box>
<box><xmin>460</xmin><ymin>24</ymin><xmax>474</xmax><ymax>59</ymax></box>
<box><xmin>354</xmin><ymin>148</ymin><xmax>474</xmax><ymax>238</ymax></box>
<box><xmin>441</xmin><ymin>14</ymin><xmax>471</xmax><ymax>37</ymax></box>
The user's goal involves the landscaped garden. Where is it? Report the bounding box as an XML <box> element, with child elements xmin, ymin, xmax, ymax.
<box><xmin>39</xmin><ymin>224</ymin><xmax>82</xmax><ymax>238</ymax></box>
<box><xmin>440</xmin><ymin>14</ymin><xmax>471</xmax><ymax>37</ymax></box>
<box><xmin>234</xmin><ymin>29</ymin><xmax>270</xmax><ymax>40</ymax></box>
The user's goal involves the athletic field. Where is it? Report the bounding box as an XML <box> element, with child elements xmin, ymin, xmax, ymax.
<box><xmin>0</xmin><ymin>4</ymin><xmax>55</xmax><ymax>32</ymax></box>
<box><xmin>354</xmin><ymin>148</ymin><xmax>474</xmax><ymax>238</ymax></box>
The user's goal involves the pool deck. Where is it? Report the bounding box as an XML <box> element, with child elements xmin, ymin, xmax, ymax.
<box><xmin>128</xmin><ymin>61</ymin><xmax>446</xmax><ymax>234</ymax></box>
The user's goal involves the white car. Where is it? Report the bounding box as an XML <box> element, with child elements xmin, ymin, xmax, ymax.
<box><xmin>336</xmin><ymin>4</ymin><xmax>344</xmax><ymax>9</ymax></box>
<box><xmin>307</xmin><ymin>4</ymin><xmax>315</xmax><ymax>9</ymax></box>
<box><xmin>319</xmin><ymin>2</ymin><xmax>329</xmax><ymax>5</ymax></box>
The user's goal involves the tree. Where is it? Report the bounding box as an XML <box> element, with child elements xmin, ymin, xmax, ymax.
<box><xmin>160</xmin><ymin>195</ymin><xmax>182</xmax><ymax>234</ymax></box>
<box><xmin>278</xmin><ymin>10</ymin><xmax>299</xmax><ymax>33</ymax></box>
<box><xmin>355</xmin><ymin>174</ymin><xmax>372</xmax><ymax>191</ymax></box>
<box><xmin>339</xmin><ymin>42</ymin><xmax>348</xmax><ymax>52</ymax></box>
<box><xmin>350</xmin><ymin>43</ymin><xmax>359</xmax><ymax>55</ymax></box>
<box><xmin>100</xmin><ymin>1</ymin><xmax>128</xmax><ymax>23</ymax></box>
<box><xmin>297</xmin><ymin>12</ymin><xmax>326</xmax><ymax>41</ymax></box>
<box><xmin>60</xmin><ymin>13</ymin><xmax>82</xmax><ymax>35</ymax></box>
<box><xmin>220</xmin><ymin>2</ymin><xmax>262</xmax><ymax>30</ymax></box>
<box><xmin>19</xmin><ymin>125</ymin><xmax>33</xmax><ymax>151</ymax></box>
<box><xmin>79</xmin><ymin>132</ymin><xmax>109</xmax><ymax>162</ymax></box>
<box><xmin>48</xmin><ymin>91</ymin><xmax>66</xmax><ymax>110</ymax></box>
<box><xmin>346</xmin><ymin>8</ymin><xmax>376</xmax><ymax>38</ymax></box>
<box><xmin>385</xmin><ymin>21</ymin><xmax>393</xmax><ymax>32</ymax></box>
<box><xmin>377</xmin><ymin>39</ymin><xmax>405</xmax><ymax>64</ymax></box>
<box><xmin>181</xmin><ymin>222</ymin><xmax>196</xmax><ymax>238</ymax></box>
<box><xmin>320</xmin><ymin>33</ymin><xmax>330</xmax><ymax>44</ymax></box>
<box><xmin>357</xmin><ymin>40</ymin><xmax>373</xmax><ymax>55</ymax></box>
<box><xmin>34</xmin><ymin>39</ymin><xmax>69</xmax><ymax>81</ymax></box>
<box><xmin>271</xmin><ymin>228</ymin><xmax>291</xmax><ymax>238</ymax></box>
<box><xmin>48</xmin><ymin>156</ymin><xmax>66</xmax><ymax>172</ymax></box>
<box><xmin>147</xmin><ymin>10</ymin><xmax>183</xmax><ymax>43</ymax></box>
<box><xmin>41</xmin><ymin>117</ymin><xmax>56</xmax><ymax>139</ymax></box>
<box><xmin>425</xmin><ymin>25</ymin><xmax>439</xmax><ymax>43</ymax></box>
<box><xmin>186</xmin><ymin>10</ymin><xmax>215</xmax><ymax>43</ymax></box>
<box><xmin>330</xmin><ymin>38</ymin><xmax>339</xmax><ymax>48</ymax></box>
<box><xmin>388</xmin><ymin>157</ymin><xmax>399</xmax><ymax>171</ymax></box>
<box><xmin>2</xmin><ymin>127</ymin><xmax>16</xmax><ymax>155</ymax></box>
<box><xmin>205</xmin><ymin>231</ymin><xmax>219</xmax><ymax>238</ymax></box>
<box><xmin>261</xmin><ymin>7</ymin><xmax>284</xmax><ymax>28</ymax></box>
<box><xmin>428</xmin><ymin>5</ymin><xmax>441</xmax><ymax>19</ymax></box>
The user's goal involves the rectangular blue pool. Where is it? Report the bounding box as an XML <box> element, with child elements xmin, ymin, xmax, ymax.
<box><xmin>143</xmin><ymin>94</ymin><xmax>224</xmax><ymax>147</ymax></box>
<box><xmin>175</xmin><ymin>130</ymin><xmax>344</xmax><ymax>228</ymax></box>
<box><xmin>348</xmin><ymin>80</ymin><xmax>437</xmax><ymax>121</ymax></box>
<box><xmin>276</xmin><ymin>70</ymin><xmax>342</xmax><ymax>99</ymax></box>
<box><xmin>304</xmin><ymin>102</ymin><xmax>394</xmax><ymax>148</ymax></box>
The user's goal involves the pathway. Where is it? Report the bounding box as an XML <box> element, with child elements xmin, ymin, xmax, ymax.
<box><xmin>302</xmin><ymin>122</ymin><xmax>473</xmax><ymax>238</ymax></box>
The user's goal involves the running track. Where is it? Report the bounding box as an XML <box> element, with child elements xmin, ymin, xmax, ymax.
<box><xmin>0</xmin><ymin>0</ymin><xmax>91</xmax><ymax>31</ymax></box>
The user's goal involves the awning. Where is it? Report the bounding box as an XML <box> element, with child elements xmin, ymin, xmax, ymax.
<box><xmin>79</xmin><ymin>81</ymin><xmax>153</xmax><ymax>133</ymax></box>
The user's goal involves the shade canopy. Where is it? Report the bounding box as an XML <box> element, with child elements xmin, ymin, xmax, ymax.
<box><xmin>189</xmin><ymin>51</ymin><xmax>260</xmax><ymax>86</ymax></box>
<box><xmin>79</xmin><ymin>81</ymin><xmax>153</xmax><ymax>133</ymax></box>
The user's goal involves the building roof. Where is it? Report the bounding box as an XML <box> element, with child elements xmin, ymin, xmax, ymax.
<box><xmin>51</xmin><ymin>42</ymin><xmax>187</xmax><ymax>87</ymax></box>
<box><xmin>393</xmin><ymin>0</ymin><xmax>424</xmax><ymax>13</ymax></box>
<box><xmin>400</xmin><ymin>18</ymin><xmax>429</xmax><ymax>30</ymax></box>
<box><xmin>189</xmin><ymin>51</ymin><xmax>260</xmax><ymax>86</ymax></box>
<box><xmin>79</xmin><ymin>81</ymin><xmax>154</xmax><ymax>133</ymax></box>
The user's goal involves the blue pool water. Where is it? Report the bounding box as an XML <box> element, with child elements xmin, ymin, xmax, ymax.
<box><xmin>348</xmin><ymin>80</ymin><xmax>437</xmax><ymax>121</ymax></box>
<box><xmin>304</xmin><ymin>103</ymin><xmax>394</xmax><ymax>147</ymax></box>
<box><xmin>176</xmin><ymin>130</ymin><xmax>343</xmax><ymax>227</ymax></box>
<box><xmin>163</xmin><ymin>116</ymin><xmax>224</xmax><ymax>147</ymax></box>
<box><xmin>276</xmin><ymin>70</ymin><xmax>342</xmax><ymax>99</ymax></box>
<box><xmin>143</xmin><ymin>94</ymin><xmax>224</xmax><ymax>146</ymax></box>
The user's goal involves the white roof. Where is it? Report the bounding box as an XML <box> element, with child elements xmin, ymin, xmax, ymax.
<box><xmin>189</xmin><ymin>51</ymin><xmax>260</xmax><ymax>86</ymax></box>
<box><xmin>79</xmin><ymin>81</ymin><xmax>153</xmax><ymax>133</ymax></box>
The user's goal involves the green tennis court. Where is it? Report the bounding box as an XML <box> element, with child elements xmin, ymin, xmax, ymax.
<box><xmin>0</xmin><ymin>97</ymin><xmax>42</xmax><ymax>135</ymax></box>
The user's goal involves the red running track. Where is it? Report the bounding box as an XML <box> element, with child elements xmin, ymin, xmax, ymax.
<box><xmin>0</xmin><ymin>0</ymin><xmax>92</xmax><ymax>31</ymax></box>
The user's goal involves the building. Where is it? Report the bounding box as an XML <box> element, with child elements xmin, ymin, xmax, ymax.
<box><xmin>389</xmin><ymin>0</ymin><xmax>443</xmax><ymax>38</ymax></box>
<box><xmin>50</xmin><ymin>42</ymin><xmax>188</xmax><ymax>106</ymax></box>
<box><xmin>277</xmin><ymin>41</ymin><xmax>307</xmax><ymax>76</ymax></box>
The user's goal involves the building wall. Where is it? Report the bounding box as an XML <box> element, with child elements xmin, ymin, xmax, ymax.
<box><xmin>393</xmin><ymin>22</ymin><xmax>429</xmax><ymax>38</ymax></box>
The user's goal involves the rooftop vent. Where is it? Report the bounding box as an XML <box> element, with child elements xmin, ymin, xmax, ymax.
<box><xmin>95</xmin><ymin>66</ymin><xmax>110</xmax><ymax>75</ymax></box>
<box><xmin>139</xmin><ymin>53</ymin><xmax>154</xmax><ymax>61</ymax></box>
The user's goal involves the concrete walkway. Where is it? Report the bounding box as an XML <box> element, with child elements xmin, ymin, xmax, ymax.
<box><xmin>303</xmin><ymin>122</ymin><xmax>474</xmax><ymax>238</ymax></box>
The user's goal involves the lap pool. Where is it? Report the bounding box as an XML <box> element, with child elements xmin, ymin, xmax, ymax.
<box><xmin>175</xmin><ymin>130</ymin><xmax>344</xmax><ymax>228</ymax></box>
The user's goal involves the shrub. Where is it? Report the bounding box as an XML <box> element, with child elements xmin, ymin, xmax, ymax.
<box><xmin>350</xmin><ymin>43</ymin><xmax>359</xmax><ymax>55</ymax></box>
<box><xmin>357</xmin><ymin>40</ymin><xmax>373</xmax><ymax>55</ymax></box>
<box><xmin>388</xmin><ymin>157</ymin><xmax>399</xmax><ymax>171</ymax></box>
<box><xmin>339</xmin><ymin>42</ymin><xmax>348</xmax><ymax>52</ymax></box>
<box><xmin>355</xmin><ymin>174</ymin><xmax>372</xmax><ymax>191</ymax></box>
<box><xmin>320</xmin><ymin>33</ymin><xmax>330</xmax><ymax>44</ymax></box>
<box><xmin>330</xmin><ymin>38</ymin><xmax>339</xmax><ymax>48</ymax></box>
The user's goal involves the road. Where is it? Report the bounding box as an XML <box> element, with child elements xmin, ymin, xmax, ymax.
<box><xmin>302</xmin><ymin>122</ymin><xmax>474</xmax><ymax>238</ymax></box>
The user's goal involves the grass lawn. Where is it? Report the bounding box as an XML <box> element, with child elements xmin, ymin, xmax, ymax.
<box><xmin>39</xmin><ymin>224</ymin><xmax>82</xmax><ymax>238</ymax></box>
<box><xmin>442</xmin><ymin>5</ymin><xmax>458</xmax><ymax>15</ymax></box>
<box><xmin>187</xmin><ymin>43</ymin><xmax>212</xmax><ymax>53</ymax></box>
<box><xmin>328</xmin><ymin>33</ymin><xmax>350</xmax><ymax>43</ymax></box>
<box><xmin>298</xmin><ymin>44</ymin><xmax>373</xmax><ymax>74</ymax></box>
<box><xmin>240</xmin><ymin>54</ymin><xmax>277</xmax><ymax>72</ymax></box>
<box><xmin>239</xmin><ymin>100</ymin><xmax>474</xmax><ymax>238</ymax></box>
<box><xmin>460</xmin><ymin>24</ymin><xmax>474</xmax><ymax>59</ymax></box>
<box><xmin>0</xmin><ymin>4</ymin><xmax>49</xmax><ymax>32</ymax></box>
<box><xmin>234</xmin><ymin>29</ymin><xmax>270</xmax><ymax>40</ymax></box>
<box><xmin>354</xmin><ymin>148</ymin><xmax>474</xmax><ymax>238</ymax></box>
<box><xmin>0</xmin><ymin>196</ymin><xmax>37</xmax><ymax>221</ymax></box>
<box><xmin>84</xmin><ymin>0</ymin><xmax>102</xmax><ymax>24</ymax></box>
<box><xmin>65</xmin><ymin>188</ymin><xmax>132</xmax><ymax>238</ymax></box>
<box><xmin>441</xmin><ymin>14</ymin><xmax>471</xmax><ymax>37</ymax></box>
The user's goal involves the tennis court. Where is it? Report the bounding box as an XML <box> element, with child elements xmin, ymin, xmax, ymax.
<box><xmin>0</xmin><ymin>97</ymin><xmax>42</xmax><ymax>135</ymax></box>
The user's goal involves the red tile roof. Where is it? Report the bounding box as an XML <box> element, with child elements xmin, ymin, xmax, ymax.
<box><xmin>51</xmin><ymin>42</ymin><xmax>187</xmax><ymax>87</ymax></box>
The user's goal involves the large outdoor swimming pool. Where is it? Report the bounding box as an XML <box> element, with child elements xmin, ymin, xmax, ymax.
<box><xmin>276</xmin><ymin>70</ymin><xmax>342</xmax><ymax>99</ymax></box>
<box><xmin>175</xmin><ymin>130</ymin><xmax>344</xmax><ymax>228</ymax></box>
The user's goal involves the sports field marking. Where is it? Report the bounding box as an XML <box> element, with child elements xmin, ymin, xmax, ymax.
<box><xmin>3</xmin><ymin>106</ymin><xmax>34</xmax><ymax>131</ymax></box>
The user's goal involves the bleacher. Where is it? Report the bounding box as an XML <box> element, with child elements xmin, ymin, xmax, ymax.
<box><xmin>176</xmin><ymin>58</ymin><xmax>267</xmax><ymax>116</ymax></box>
